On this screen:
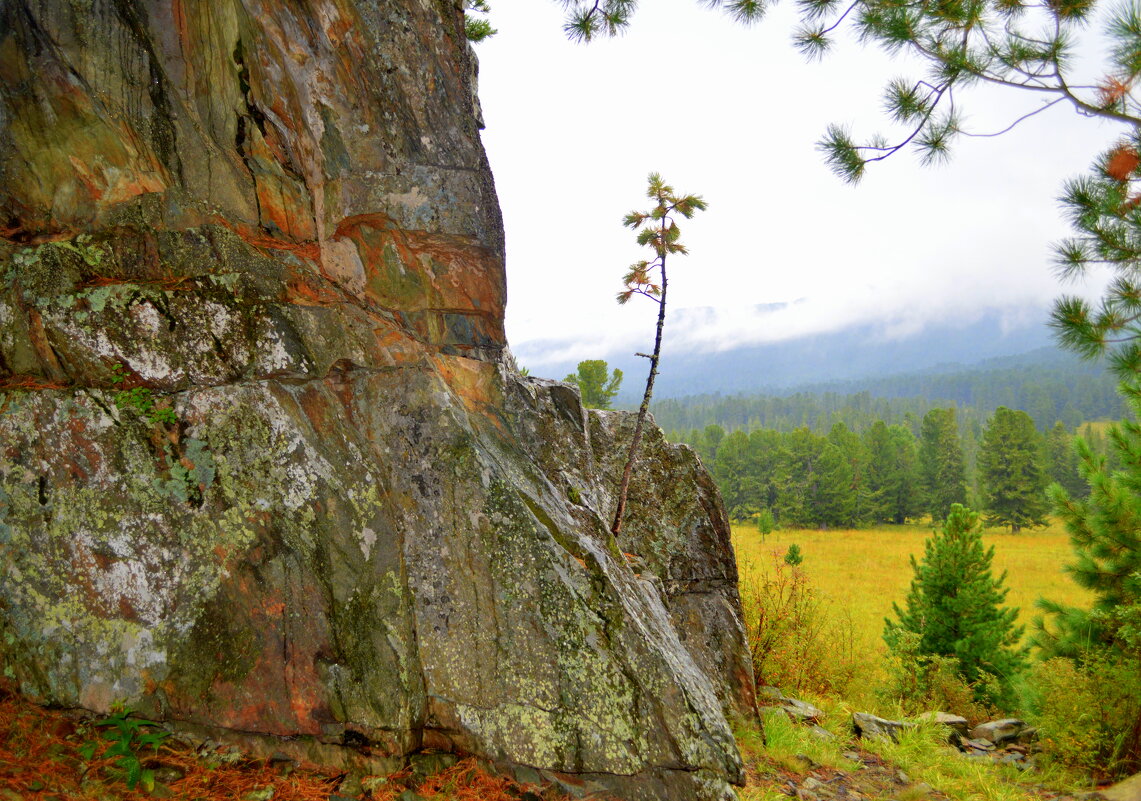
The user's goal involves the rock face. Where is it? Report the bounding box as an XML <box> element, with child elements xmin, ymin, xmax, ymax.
<box><xmin>0</xmin><ymin>2</ymin><xmax>755</xmax><ymax>800</ymax></box>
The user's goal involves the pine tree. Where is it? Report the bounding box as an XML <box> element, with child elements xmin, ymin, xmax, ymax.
<box><xmin>918</xmin><ymin>408</ymin><xmax>968</xmax><ymax>522</ymax></box>
<box><xmin>812</xmin><ymin>441</ymin><xmax>857</xmax><ymax>527</ymax></box>
<box><xmin>611</xmin><ymin>174</ymin><xmax>706</xmax><ymax>535</ymax></box>
<box><xmin>564</xmin><ymin>360</ymin><xmax>623</xmax><ymax>409</ymax></box>
<box><xmin>885</xmin><ymin>504</ymin><xmax>1026</xmax><ymax>705</ymax></box>
<box><xmin>774</xmin><ymin>427</ymin><xmax>821</xmax><ymax>528</ymax></box>
<box><xmin>827</xmin><ymin>422</ymin><xmax>869</xmax><ymax>524</ymax></box>
<box><xmin>1045</xmin><ymin>421</ymin><xmax>1086</xmax><ymax>500</ymax></box>
<box><xmin>976</xmin><ymin>407</ymin><xmax>1049</xmax><ymax>532</ymax></box>
<box><xmin>864</xmin><ymin>421</ymin><xmax>921</xmax><ymax>524</ymax></box>
<box><xmin>1036</xmin><ymin>385</ymin><xmax>1141</xmax><ymax>658</ymax></box>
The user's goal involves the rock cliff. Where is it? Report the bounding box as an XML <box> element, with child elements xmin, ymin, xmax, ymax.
<box><xmin>0</xmin><ymin>2</ymin><xmax>755</xmax><ymax>799</ymax></box>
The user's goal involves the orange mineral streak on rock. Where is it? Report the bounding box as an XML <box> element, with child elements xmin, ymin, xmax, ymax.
<box><xmin>165</xmin><ymin>574</ymin><xmax>334</xmax><ymax>738</ymax></box>
<box><xmin>431</xmin><ymin>356</ymin><xmax>503</xmax><ymax>424</ymax></box>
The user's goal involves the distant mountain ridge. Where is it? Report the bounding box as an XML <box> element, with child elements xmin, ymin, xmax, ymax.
<box><xmin>518</xmin><ymin>307</ymin><xmax>1060</xmax><ymax>400</ymax></box>
<box><xmin>649</xmin><ymin>346</ymin><xmax>1124</xmax><ymax>436</ymax></box>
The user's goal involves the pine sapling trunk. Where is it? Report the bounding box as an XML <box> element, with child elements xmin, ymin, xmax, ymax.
<box><xmin>611</xmin><ymin>257</ymin><xmax>667</xmax><ymax>536</ymax></box>
<box><xmin>609</xmin><ymin>173</ymin><xmax>705</xmax><ymax>536</ymax></box>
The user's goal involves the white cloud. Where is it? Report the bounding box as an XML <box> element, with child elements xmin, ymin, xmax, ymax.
<box><xmin>477</xmin><ymin>0</ymin><xmax>1127</xmax><ymax>368</ymax></box>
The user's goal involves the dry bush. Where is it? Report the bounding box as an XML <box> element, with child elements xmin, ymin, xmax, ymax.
<box><xmin>1027</xmin><ymin>653</ymin><xmax>1141</xmax><ymax>781</ymax></box>
<box><xmin>738</xmin><ymin>551</ymin><xmax>866</xmax><ymax>698</ymax></box>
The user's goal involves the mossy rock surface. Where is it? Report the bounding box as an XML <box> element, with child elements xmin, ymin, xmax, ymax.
<box><xmin>0</xmin><ymin>2</ymin><xmax>753</xmax><ymax>799</ymax></box>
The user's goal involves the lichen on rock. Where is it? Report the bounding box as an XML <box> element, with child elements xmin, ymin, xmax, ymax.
<box><xmin>0</xmin><ymin>1</ymin><xmax>756</xmax><ymax>799</ymax></box>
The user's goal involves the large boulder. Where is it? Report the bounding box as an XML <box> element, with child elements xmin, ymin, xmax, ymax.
<box><xmin>0</xmin><ymin>2</ymin><xmax>755</xmax><ymax>800</ymax></box>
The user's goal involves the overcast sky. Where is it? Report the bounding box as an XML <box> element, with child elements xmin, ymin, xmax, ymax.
<box><xmin>474</xmin><ymin>0</ymin><xmax>1128</xmax><ymax>371</ymax></box>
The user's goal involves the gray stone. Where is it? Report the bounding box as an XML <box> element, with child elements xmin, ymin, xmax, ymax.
<box><xmin>784</xmin><ymin>697</ymin><xmax>827</xmax><ymax>723</ymax></box>
<box><xmin>802</xmin><ymin>777</ymin><xmax>834</xmax><ymax>796</ymax></box>
<box><xmin>512</xmin><ymin>765</ymin><xmax>543</xmax><ymax>786</ymax></box>
<box><xmin>759</xmin><ymin>685</ymin><xmax>787</xmax><ymax>703</ymax></box>
<box><xmin>0</xmin><ymin>5</ymin><xmax>758</xmax><ymax>800</ymax></box>
<box><xmin>852</xmin><ymin>713</ymin><xmax>915</xmax><ymax>743</ymax></box>
<box><xmin>1103</xmin><ymin>773</ymin><xmax>1141</xmax><ymax>801</ymax></box>
<box><xmin>810</xmin><ymin>725</ymin><xmax>837</xmax><ymax>741</ymax></box>
<box><xmin>970</xmin><ymin>719</ymin><xmax>1026</xmax><ymax>746</ymax></box>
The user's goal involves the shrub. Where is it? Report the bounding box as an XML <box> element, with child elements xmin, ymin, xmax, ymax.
<box><xmin>878</xmin><ymin>629</ymin><xmax>994</xmax><ymax>721</ymax></box>
<box><xmin>738</xmin><ymin>551</ymin><xmax>863</xmax><ymax>698</ymax></box>
<box><xmin>1027</xmin><ymin>649</ymin><xmax>1141</xmax><ymax>781</ymax></box>
<box><xmin>783</xmin><ymin>543</ymin><xmax>803</xmax><ymax>566</ymax></box>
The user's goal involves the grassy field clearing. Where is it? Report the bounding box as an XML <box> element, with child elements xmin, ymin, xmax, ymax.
<box><xmin>731</xmin><ymin>521</ymin><xmax>1094</xmax><ymax>670</ymax></box>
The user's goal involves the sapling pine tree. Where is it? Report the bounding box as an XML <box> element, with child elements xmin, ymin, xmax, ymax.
<box><xmin>611</xmin><ymin>173</ymin><xmax>707</xmax><ymax>535</ymax></box>
<box><xmin>885</xmin><ymin>503</ymin><xmax>1026</xmax><ymax>706</ymax></box>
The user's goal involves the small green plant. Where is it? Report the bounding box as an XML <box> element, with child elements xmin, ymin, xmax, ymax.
<box><xmin>757</xmin><ymin>508</ymin><xmax>775</xmax><ymax>539</ymax></box>
<box><xmin>109</xmin><ymin>363</ymin><xmax>177</xmax><ymax>425</ymax></box>
<box><xmin>783</xmin><ymin>543</ymin><xmax>803</xmax><ymax>566</ymax></box>
<box><xmin>611</xmin><ymin>173</ymin><xmax>707</xmax><ymax>535</ymax></box>
<box><xmin>78</xmin><ymin>705</ymin><xmax>170</xmax><ymax>791</ymax></box>
<box><xmin>568</xmin><ymin>486</ymin><xmax>583</xmax><ymax>505</ymax></box>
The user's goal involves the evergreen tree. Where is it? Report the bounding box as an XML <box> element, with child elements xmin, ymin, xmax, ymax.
<box><xmin>864</xmin><ymin>421</ymin><xmax>921</xmax><ymax>524</ymax></box>
<box><xmin>611</xmin><ymin>174</ymin><xmax>706</xmax><ymax>535</ymax></box>
<box><xmin>462</xmin><ymin>0</ymin><xmax>497</xmax><ymax>41</ymax></box>
<box><xmin>827</xmin><ymin>422</ymin><xmax>869</xmax><ymax>524</ymax></box>
<box><xmin>1045</xmin><ymin>421</ymin><xmax>1086</xmax><ymax>500</ymax></box>
<box><xmin>774</xmin><ymin>427</ymin><xmax>822</xmax><ymax>528</ymax></box>
<box><xmin>885</xmin><ymin>504</ymin><xmax>1026</xmax><ymax>706</ymax></box>
<box><xmin>1036</xmin><ymin>385</ymin><xmax>1141</xmax><ymax>658</ymax></box>
<box><xmin>918</xmin><ymin>408</ymin><xmax>968</xmax><ymax>522</ymax></box>
<box><xmin>977</xmin><ymin>407</ymin><xmax>1049</xmax><ymax>532</ymax></box>
<box><xmin>747</xmin><ymin>428</ymin><xmax>783</xmax><ymax>513</ymax></box>
<box><xmin>714</xmin><ymin>430</ymin><xmax>754</xmax><ymax>520</ymax></box>
<box><xmin>564</xmin><ymin>360</ymin><xmax>623</xmax><ymax>409</ymax></box>
<box><xmin>811</xmin><ymin>441</ymin><xmax>856</xmax><ymax>528</ymax></box>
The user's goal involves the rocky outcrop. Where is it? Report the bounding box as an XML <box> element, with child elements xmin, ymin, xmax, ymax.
<box><xmin>0</xmin><ymin>2</ymin><xmax>754</xmax><ymax>800</ymax></box>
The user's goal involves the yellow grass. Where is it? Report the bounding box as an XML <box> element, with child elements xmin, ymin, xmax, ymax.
<box><xmin>732</xmin><ymin>520</ymin><xmax>1094</xmax><ymax>681</ymax></box>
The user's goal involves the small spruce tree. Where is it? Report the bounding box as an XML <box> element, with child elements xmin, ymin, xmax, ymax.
<box><xmin>885</xmin><ymin>503</ymin><xmax>1026</xmax><ymax>706</ymax></box>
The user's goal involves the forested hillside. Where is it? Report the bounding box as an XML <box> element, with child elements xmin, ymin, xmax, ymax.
<box><xmin>653</xmin><ymin>348</ymin><xmax>1123</xmax><ymax>435</ymax></box>
<box><xmin>656</xmin><ymin>352</ymin><xmax>1126</xmax><ymax>530</ymax></box>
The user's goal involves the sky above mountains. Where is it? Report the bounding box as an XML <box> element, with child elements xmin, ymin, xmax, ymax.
<box><xmin>475</xmin><ymin>0</ymin><xmax>1127</xmax><ymax>371</ymax></box>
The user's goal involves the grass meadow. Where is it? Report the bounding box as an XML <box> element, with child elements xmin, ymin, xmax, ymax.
<box><xmin>731</xmin><ymin>520</ymin><xmax>1094</xmax><ymax>707</ymax></box>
